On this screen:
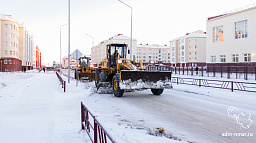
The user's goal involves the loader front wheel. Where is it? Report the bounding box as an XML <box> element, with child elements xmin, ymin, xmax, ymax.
<box><xmin>151</xmin><ymin>89</ymin><xmax>164</xmax><ymax>95</ymax></box>
<box><xmin>112</xmin><ymin>73</ymin><xmax>124</xmax><ymax>97</ymax></box>
<box><xmin>95</xmin><ymin>72</ymin><xmax>100</xmax><ymax>87</ymax></box>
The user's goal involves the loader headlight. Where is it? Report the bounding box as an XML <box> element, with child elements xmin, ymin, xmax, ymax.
<box><xmin>118</xmin><ymin>60</ymin><xmax>122</xmax><ymax>64</ymax></box>
<box><xmin>150</xmin><ymin>61</ymin><xmax>155</xmax><ymax>64</ymax></box>
<box><xmin>90</xmin><ymin>64</ymin><xmax>94</xmax><ymax>68</ymax></box>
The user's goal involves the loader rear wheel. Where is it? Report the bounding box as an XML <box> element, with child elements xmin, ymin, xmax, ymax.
<box><xmin>112</xmin><ymin>73</ymin><xmax>124</xmax><ymax>97</ymax></box>
<box><xmin>151</xmin><ymin>89</ymin><xmax>164</xmax><ymax>95</ymax></box>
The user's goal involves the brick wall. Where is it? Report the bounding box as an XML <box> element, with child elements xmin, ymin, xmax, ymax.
<box><xmin>0</xmin><ymin>58</ymin><xmax>22</xmax><ymax>72</ymax></box>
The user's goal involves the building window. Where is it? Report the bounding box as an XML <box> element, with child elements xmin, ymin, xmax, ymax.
<box><xmin>5</xmin><ymin>69</ymin><xmax>8</xmax><ymax>71</ymax></box>
<box><xmin>181</xmin><ymin>51</ymin><xmax>184</xmax><ymax>56</ymax></box>
<box><xmin>220</xmin><ymin>55</ymin><xmax>226</xmax><ymax>62</ymax></box>
<box><xmin>210</xmin><ymin>56</ymin><xmax>215</xmax><ymax>63</ymax></box>
<box><xmin>235</xmin><ymin>20</ymin><xmax>247</xmax><ymax>39</ymax></box>
<box><xmin>181</xmin><ymin>46</ymin><xmax>184</xmax><ymax>50</ymax></box>
<box><xmin>10</xmin><ymin>42</ymin><xmax>12</xmax><ymax>47</ymax></box>
<box><xmin>195</xmin><ymin>51</ymin><xmax>197</xmax><ymax>55</ymax></box>
<box><xmin>13</xmin><ymin>51</ymin><xmax>15</xmax><ymax>56</ymax></box>
<box><xmin>10</xmin><ymin>24</ymin><xmax>12</xmax><ymax>29</ymax></box>
<box><xmin>195</xmin><ymin>45</ymin><xmax>197</xmax><ymax>49</ymax></box>
<box><xmin>10</xmin><ymin>51</ymin><xmax>12</xmax><ymax>56</ymax></box>
<box><xmin>213</xmin><ymin>25</ymin><xmax>223</xmax><ymax>42</ymax></box>
<box><xmin>4</xmin><ymin>41</ymin><xmax>8</xmax><ymax>46</ymax></box>
<box><xmin>244</xmin><ymin>53</ymin><xmax>251</xmax><ymax>62</ymax></box>
<box><xmin>5</xmin><ymin>33</ymin><xmax>8</xmax><ymax>37</ymax></box>
<box><xmin>5</xmin><ymin>24</ymin><xmax>8</xmax><ymax>28</ymax></box>
<box><xmin>232</xmin><ymin>54</ymin><xmax>239</xmax><ymax>62</ymax></box>
<box><xmin>10</xmin><ymin>33</ymin><xmax>12</xmax><ymax>38</ymax></box>
<box><xmin>172</xmin><ymin>47</ymin><xmax>175</xmax><ymax>51</ymax></box>
<box><xmin>4</xmin><ymin>60</ymin><xmax>7</xmax><ymax>64</ymax></box>
<box><xmin>181</xmin><ymin>57</ymin><xmax>184</xmax><ymax>62</ymax></box>
<box><xmin>4</xmin><ymin>50</ymin><xmax>8</xmax><ymax>55</ymax></box>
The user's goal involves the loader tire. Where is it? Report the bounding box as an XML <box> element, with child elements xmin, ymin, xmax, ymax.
<box><xmin>151</xmin><ymin>89</ymin><xmax>164</xmax><ymax>95</ymax></box>
<box><xmin>100</xmin><ymin>72</ymin><xmax>106</xmax><ymax>82</ymax></box>
<box><xmin>112</xmin><ymin>73</ymin><xmax>124</xmax><ymax>97</ymax></box>
<box><xmin>95</xmin><ymin>72</ymin><xmax>100</xmax><ymax>87</ymax></box>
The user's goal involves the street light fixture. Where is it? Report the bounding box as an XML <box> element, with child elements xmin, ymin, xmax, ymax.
<box><xmin>85</xmin><ymin>34</ymin><xmax>94</xmax><ymax>47</ymax></box>
<box><xmin>118</xmin><ymin>0</ymin><xmax>133</xmax><ymax>60</ymax></box>
<box><xmin>60</xmin><ymin>23</ymin><xmax>68</xmax><ymax>69</ymax></box>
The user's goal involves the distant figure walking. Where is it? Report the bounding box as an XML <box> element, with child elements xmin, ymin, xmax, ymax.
<box><xmin>43</xmin><ymin>67</ymin><xmax>45</xmax><ymax>73</ymax></box>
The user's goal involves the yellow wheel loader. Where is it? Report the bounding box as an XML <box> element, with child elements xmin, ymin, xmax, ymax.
<box><xmin>95</xmin><ymin>43</ymin><xmax>172</xmax><ymax>97</ymax></box>
<box><xmin>75</xmin><ymin>56</ymin><xmax>95</xmax><ymax>81</ymax></box>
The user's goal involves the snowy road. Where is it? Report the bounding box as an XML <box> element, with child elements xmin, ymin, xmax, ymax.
<box><xmin>1</xmin><ymin>71</ymin><xmax>256</xmax><ymax>143</ymax></box>
<box><xmin>83</xmin><ymin>79</ymin><xmax>256</xmax><ymax>143</ymax></box>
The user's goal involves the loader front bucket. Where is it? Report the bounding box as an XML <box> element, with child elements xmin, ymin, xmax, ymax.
<box><xmin>78</xmin><ymin>73</ymin><xmax>95</xmax><ymax>82</ymax></box>
<box><xmin>120</xmin><ymin>70</ymin><xmax>172</xmax><ymax>90</ymax></box>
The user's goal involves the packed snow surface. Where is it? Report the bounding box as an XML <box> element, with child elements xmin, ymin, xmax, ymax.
<box><xmin>1</xmin><ymin>70</ymin><xmax>256</xmax><ymax>143</ymax></box>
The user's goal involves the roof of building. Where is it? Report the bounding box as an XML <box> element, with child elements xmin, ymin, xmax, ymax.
<box><xmin>137</xmin><ymin>44</ymin><xmax>170</xmax><ymax>49</ymax></box>
<box><xmin>71</xmin><ymin>49</ymin><xmax>84</xmax><ymax>60</ymax></box>
<box><xmin>207</xmin><ymin>2</ymin><xmax>256</xmax><ymax>21</ymax></box>
<box><xmin>170</xmin><ymin>30</ymin><xmax>206</xmax><ymax>42</ymax></box>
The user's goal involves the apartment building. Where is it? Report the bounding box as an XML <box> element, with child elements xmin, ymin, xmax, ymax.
<box><xmin>206</xmin><ymin>4</ymin><xmax>256</xmax><ymax>66</ymax></box>
<box><xmin>170</xmin><ymin>30</ymin><xmax>206</xmax><ymax>67</ymax></box>
<box><xmin>62</xmin><ymin>56</ymin><xmax>78</xmax><ymax>69</ymax></box>
<box><xmin>0</xmin><ymin>14</ymin><xmax>38</xmax><ymax>72</ymax></box>
<box><xmin>35</xmin><ymin>45</ymin><xmax>41</xmax><ymax>69</ymax></box>
<box><xmin>136</xmin><ymin>44</ymin><xmax>170</xmax><ymax>64</ymax></box>
<box><xmin>0</xmin><ymin>14</ymin><xmax>21</xmax><ymax>71</ymax></box>
<box><xmin>91</xmin><ymin>34</ymin><xmax>137</xmax><ymax>66</ymax></box>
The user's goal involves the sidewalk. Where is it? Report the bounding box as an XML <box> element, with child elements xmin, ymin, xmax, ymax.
<box><xmin>0</xmin><ymin>72</ymin><xmax>89</xmax><ymax>143</ymax></box>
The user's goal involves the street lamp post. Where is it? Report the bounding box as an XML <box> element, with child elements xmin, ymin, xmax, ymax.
<box><xmin>68</xmin><ymin>0</ymin><xmax>71</xmax><ymax>83</ymax></box>
<box><xmin>60</xmin><ymin>24</ymin><xmax>68</xmax><ymax>69</ymax></box>
<box><xmin>118</xmin><ymin>0</ymin><xmax>133</xmax><ymax>60</ymax></box>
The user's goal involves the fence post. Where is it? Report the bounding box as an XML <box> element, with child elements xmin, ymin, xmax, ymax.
<box><xmin>220</xmin><ymin>67</ymin><xmax>222</xmax><ymax>78</ymax></box>
<box><xmin>183</xmin><ymin>67</ymin><xmax>184</xmax><ymax>75</ymax></box>
<box><xmin>255</xmin><ymin>67</ymin><xmax>256</xmax><ymax>81</ymax></box>
<box><xmin>177</xmin><ymin>77</ymin><xmax>178</xmax><ymax>85</ymax></box>
<box><xmin>213</xmin><ymin>66</ymin><xmax>215</xmax><ymax>77</ymax></box>
<box><xmin>64</xmin><ymin>81</ymin><xmax>66</xmax><ymax>92</ymax></box>
<box><xmin>187</xmin><ymin>67</ymin><xmax>189</xmax><ymax>75</ymax></box>
<box><xmin>231</xmin><ymin>81</ymin><xmax>233</xmax><ymax>92</ymax></box>
<box><xmin>81</xmin><ymin>102</ymin><xmax>85</xmax><ymax>130</ymax></box>
<box><xmin>175</xmin><ymin>66</ymin><xmax>176</xmax><ymax>74</ymax></box>
<box><xmin>199</xmin><ymin>79</ymin><xmax>201</xmax><ymax>87</ymax></box>
<box><xmin>227</xmin><ymin>66</ymin><xmax>230</xmax><ymax>79</ymax></box>
<box><xmin>236</xmin><ymin>67</ymin><xmax>238</xmax><ymax>79</ymax></box>
<box><xmin>245</xmin><ymin>66</ymin><xmax>248</xmax><ymax>80</ymax></box>
<box><xmin>179</xmin><ymin>67</ymin><xmax>180</xmax><ymax>75</ymax></box>
<box><xmin>201</xmin><ymin>67</ymin><xmax>203</xmax><ymax>77</ymax></box>
<box><xmin>94</xmin><ymin>119</ymin><xmax>98</xmax><ymax>143</ymax></box>
<box><xmin>191</xmin><ymin>67</ymin><xmax>193</xmax><ymax>76</ymax></box>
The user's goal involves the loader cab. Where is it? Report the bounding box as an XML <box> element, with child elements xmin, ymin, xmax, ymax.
<box><xmin>107</xmin><ymin>44</ymin><xmax>128</xmax><ymax>68</ymax></box>
<box><xmin>79</xmin><ymin>57</ymin><xmax>89</xmax><ymax>68</ymax></box>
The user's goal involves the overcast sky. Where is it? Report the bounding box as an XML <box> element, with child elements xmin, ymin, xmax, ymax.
<box><xmin>1</xmin><ymin>0</ymin><xmax>256</xmax><ymax>64</ymax></box>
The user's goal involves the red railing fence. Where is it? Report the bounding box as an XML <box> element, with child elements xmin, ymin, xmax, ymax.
<box><xmin>81</xmin><ymin>102</ymin><xmax>116</xmax><ymax>143</ymax></box>
<box><xmin>172</xmin><ymin>77</ymin><xmax>256</xmax><ymax>93</ymax></box>
<box><xmin>56</xmin><ymin>72</ymin><xmax>66</xmax><ymax>92</ymax></box>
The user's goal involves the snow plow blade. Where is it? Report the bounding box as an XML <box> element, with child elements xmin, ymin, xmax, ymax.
<box><xmin>120</xmin><ymin>71</ymin><xmax>172</xmax><ymax>90</ymax></box>
<box><xmin>78</xmin><ymin>73</ymin><xmax>95</xmax><ymax>82</ymax></box>
<box><xmin>96</xmin><ymin>82</ymin><xmax>113</xmax><ymax>94</ymax></box>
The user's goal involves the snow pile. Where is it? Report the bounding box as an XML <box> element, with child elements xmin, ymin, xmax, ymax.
<box><xmin>120</xmin><ymin>79</ymin><xmax>172</xmax><ymax>90</ymax></box>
